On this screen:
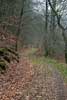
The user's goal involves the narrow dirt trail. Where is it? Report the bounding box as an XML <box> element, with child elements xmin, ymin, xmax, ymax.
<box><xmin>20</xmin><ymin>49</ymin><xmax>67</xmax><ymax>100</ymax></box>
<box><xmin>48</xmin><ymin>65</ymin><xmax>66</xmax><ymax>100</ymax></box>
<box><xmin>20</xmin><ymin>63</ymin><xmax>66</xmax><ymax>100</ymax></box>
<box><xmin>53</xmin><ymin>70</ymin><xmax>66</xmax><ymax>100</ymax></box>
<box><xmin>0</xmin><ymin>49</ymin><xmax>67</xmax><ymax>100</ymax></box>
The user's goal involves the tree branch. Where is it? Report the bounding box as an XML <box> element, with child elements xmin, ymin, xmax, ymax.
<box><xmin>48</xmin><ymin>0</ymin><xmax>67</xmax><ymax>41</ymax></box>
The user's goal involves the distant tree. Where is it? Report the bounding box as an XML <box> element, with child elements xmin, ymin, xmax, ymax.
<box><xmin>44</xmin><ymin>0</ymin><xmax>49</xmax><ymax>56</ymax></box>
<box><xmin>48</xmin><ymin>0</ymin><xmax>67</xmax><ymax>63</ymax></box>
<box><xmin>15</xmin><ymin>0</ymin><xmax>26</xmax><ymax>51</ymax></box>
<box><xmin>49</xmin><ymin>0</ymin><xmax>56</xmax><ymax>56</ymax></box>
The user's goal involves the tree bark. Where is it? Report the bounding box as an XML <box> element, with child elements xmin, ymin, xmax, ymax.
<box><xmin>15</xmin><ymin>0</ymin><xmax>25</xmax><ymax>51</ymax></box>
<box><xmin>65</xmin><ymin>43</ymin><xmax>67</xmax><ymax>63</ymax></box>
<box><xmin>44</xmin><ymin>0</ymin><xmax>49</xmax><ymax>56</ymax></box>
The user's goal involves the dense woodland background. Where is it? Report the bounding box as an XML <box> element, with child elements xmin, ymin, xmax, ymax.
<box><xmin>0</xmin><ymin>1</ymin><xmax>67</xmax><ymax>99</ymax></box>
<box><xmin>0</xmin><ymin>0</ymin><xmax>67</xmax><ymax>64</ymax></box>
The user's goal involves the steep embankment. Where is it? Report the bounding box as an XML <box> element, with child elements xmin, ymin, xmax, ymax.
<box><xmin>0</xmin><ymin>51</ymin><xmax>34</xmax><ymax>100</ymax></box>
<box><xmin>0</xmin><ymin>32</ymin><xmax>34</xmax><ymax>99</ymax></box>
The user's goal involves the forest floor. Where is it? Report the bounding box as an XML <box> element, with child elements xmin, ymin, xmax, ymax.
<box><xmin>0</xmin><ymin>49</ymin><xmax>34</xmax><ymax>100</ymax></box>
<box><xmin>0</xmin><ymin>48</ymin><xmax>67</xmax><ymax>100</ymax></box>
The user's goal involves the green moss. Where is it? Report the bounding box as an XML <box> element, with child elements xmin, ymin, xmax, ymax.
<box><xmin>0</xmin><ymin>48</ymin><xmax>8</xmax><ymax>53</ymax></box>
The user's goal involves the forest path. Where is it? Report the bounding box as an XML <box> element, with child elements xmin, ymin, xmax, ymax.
<box><xmin>20</xmin><ymin>48</ymin><xmax>67</xmax><ymax>100</ymax></box>
<box><xmin>0</xmin><ymin>48</ymin><xmax>66</xmax><ymax>100</ymax></box>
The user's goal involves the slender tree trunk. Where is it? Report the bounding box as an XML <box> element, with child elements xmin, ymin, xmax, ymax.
<box><xmin>45</xmin><ymin>0</ymin><xmax>49</xmax><ymax>56</ymax></box>
<box><xmin>62</xmin><ymin>30</ymin><xmax>67</xmax><ymax>63</ymax></box>
<box><xmin>65</xmin><ymin>43</ymin><xmax>67</xmax><ymax>63</ymax></box>
<box><xmin>15</xmin><ymin>0</ymin><xmax>25</xmax><ymax>51</ymax></box>
<box><xmin>50</xmin><ymin>0</ymin><xmax>56</xmax><ymax>56</ymax></box>
<box><xmin>15</xmin><ymin>8</ymin><xmax>23</xmax><ymax>51</ymax></box>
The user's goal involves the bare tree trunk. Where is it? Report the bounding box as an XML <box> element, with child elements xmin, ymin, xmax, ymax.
<box><xmin>15</xmin><ymin>0</ymin><xmax>25</xmax><ymax>51</ymax></box>
<box><xmin>62</xmin><ymin>30</ymin><xmax>67</xmax><ymax>63</ymax></box>
<box><xmin>49</xmin><ymin>0</ymin><xmax>56</xmax><ymax>56</ymax></box>
<box><xmin>44</xmin><ymin>0</ymin><xmax>49</xmax><ymax>56</ymax></box>
<box><xmin>64</xmin><ymin>42</ymin><xmax>67</xmax><ymax>63</ymax></box>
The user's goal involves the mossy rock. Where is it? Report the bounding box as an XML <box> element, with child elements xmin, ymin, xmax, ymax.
<box><xmin>0</xmin><ymin>59</ymin><xmax>5</xmax><ymax>62</ymax></box>
<box><xmin>6</xmin><ymin>48</ymin><xmax>19</xmax><ymax>61</ymax></box>
<box><xmin>0</xmin><ymin>61</ymin><xmax>7</xmax><ymax>70</ymax></box>
<box><xmin>6</xmin><ymin>47</ymin><xmax>19</xmax><ymax>57</ymax></box>
<box><xmin>0</xmin><ymin>48</ymin><xmax>7</xmax><ymax>56</ymax></box>
<box><xmin>0</xmin><ymin>49</ymin><xmax>5</xmax><ymax>56</ymax></box>
<box><xmin>0</xmin><ymin>47</ymin><xmax>19</xmax><ymax>64</ymax></box>
<box><xmin>11</xmin><ymin>54</ymin><xmax>19</xmax><ymax>62</ymax></box>
<box><xmin>4</xmin><ymin>52</ymin><xmax>10</xmax><ymax>56</ymax></box>
<box><xmin>0</xmin><ymin>48</ymin><xmax>7</xmax><ymax>53</ymax></box>
<box><xmin>3</xmin><ymin>55</ymin><xmax>11</xmax><ymax>63</ymax></box>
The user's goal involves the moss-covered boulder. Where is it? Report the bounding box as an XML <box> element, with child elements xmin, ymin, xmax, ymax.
<box><xmin>0</xmin><ymin>61</ymin><xmax>6</xmax><ymax>70</ymax></box>
<box><xmin>3</xmin><ymin>55</ymin><xmax>11</xmax><ymax>63</ymax></box>
<box><xmin>0</xmin><ymin>47</ymin><xmax>19</xmax><ymax>72</ymax></box>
